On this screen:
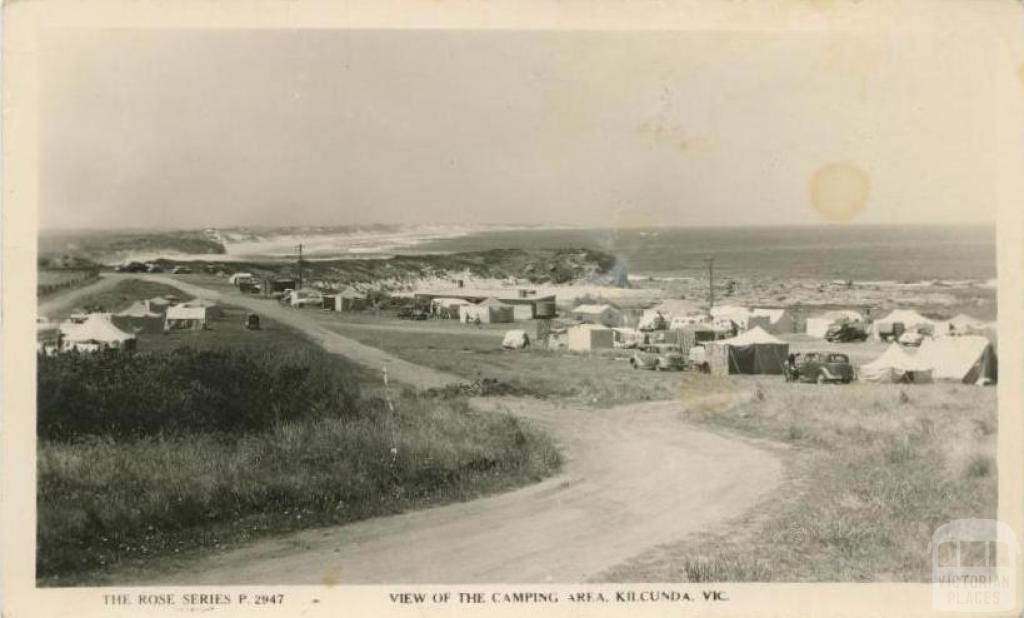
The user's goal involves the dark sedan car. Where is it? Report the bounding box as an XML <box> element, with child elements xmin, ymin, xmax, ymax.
<box><xmin>786</xmin><ymin>352</ymin><xmax>855</xmax><ymax>384</ymax></box>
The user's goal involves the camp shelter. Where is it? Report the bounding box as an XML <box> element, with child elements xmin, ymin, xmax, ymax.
<box><xmin>228</xmin><ymin>272</ymin><xmax>256</xmax><ymax>285</ymax></box>
<box><xmin>704</xmin><ymin>326</ymin><xmax>789</xmax><ymax>376</ymax></box>
<box><xmin>164</xmin><ymin>305</ymin><xmax>208</xmax><ymax>331</ymax></box>
<box><xmin>873</xmin><ymin>309</ymin><xmax>935</xmax><ymax>340</ymax></box>
<box><xmin>612</xmin><ymin>327</ymin><xmax>646</xmax><ymax>348</ymax></box>
<box><xmin>117</xmin><ymin>300</ymin><xmax>162</xmax><ymax>318</ymax></box>
<box><xmin>502</xmin><ymin>329</ymin><xmax>530</xmax><ymax>349</ymax></box>
<box><xmin>431</xmin><ymin>297</ymin><xmax>472</xmax><ymax>318</ymax></box>
<box><xmin>859</xmin><ymin>343</ymin><xmax>933</xmax><ymax>384</ymax></box>
<box><xmin>915</xmin><ymin>336</ymin><xmax>997</xmax><ymax>384</ymax></box>
<box><xmin>934</xmin><ymin>313</ymin><xmax>988</xmax><ymax>338</ymax></box>
<box><xmin>59</xmin><ymin>314</ymin><xmax>136</xmax><ymax>352</ymax></box>
<box><xmin>671</xmin><ymin>324</ymin><xmax>722</xmax><ymax>353</ymax></box>
<box><xmin>333</xmin><ymin>287</ymin><xmax>368</xmax><ymax>312</ymax></box>
<box><xmin>182</xmin><ymin>298</ymin><xmax>223</xmax><ymax>318</ymax></box>
<box><xmin>805</xmin><ymin>310</ymin><xmax>866</xmax><ymax>338</ymax></box>
<box><xmin>145</xmin><ymin>296</ymin><xmax>172</xmax><ymax>314</ymax></box>
<box><xmin>571</xmin><ymin>304</ymin><xmax>622</xmax><ymax>327</ymax></box>
<box><xmin>566</xmin><ymin>323</ymin><xmax>614</xmax><ymax>352</ymax></box>
<box><xmin>751</xmin><ymin>308</ymin><xmax>796</xmax><ymax>334</ymax></box>
<box><xmin>709</xmin><ymin>305</ymin><xmax>770</xmax><ymax>332</ymax></box>
<box><xmin>461</xmin><ymin>298</ymin><xmax>514</xmax><ymax>324</ymax></box>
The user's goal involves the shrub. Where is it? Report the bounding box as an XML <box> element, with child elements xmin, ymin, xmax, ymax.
<box><xmin>37</xmin><ymin>347</ymin><xmax>362</xmax><ymax>441</ymax></box>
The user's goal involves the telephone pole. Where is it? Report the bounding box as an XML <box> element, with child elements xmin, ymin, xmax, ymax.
<box><xmin>704</xmin><ymin>255</ymin><xmax>715</xmax><ymax>311</ymax></box>
<box><xmin>297</xmin><ymin>244</ymin><xmax>304</xmax><ymax>290</ymax></box>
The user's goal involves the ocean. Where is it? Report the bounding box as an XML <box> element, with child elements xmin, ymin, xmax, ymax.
<box><xmin>410</xmin><ymin>225</ymin><xmax>996</xmax><ymax>282</ymax></box>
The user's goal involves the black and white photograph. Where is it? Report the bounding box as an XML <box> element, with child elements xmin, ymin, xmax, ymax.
<box><xmin>4</xmin><ymin>1</ymin><xmax>1024</xmax><ymax>617</ymax></box>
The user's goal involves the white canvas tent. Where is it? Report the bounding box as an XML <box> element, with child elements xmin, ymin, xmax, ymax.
<box><xmin>501</xmin><ymin>329</ymin><xmax>530</xmax><ymax>349</ymax></box>
<box><xmin>751</xmin><ymin>308</ymin><xmax>795</xmax><ymax>334</ymax></box>
<box><xmin>915</xmin><ymin>336</ymin><xmax>997</xmax><ymax>384</ymax></box>
<box><xmin>859</xmin><ymin>344</ymin><xmax>933</xmax><ymax>384</ymax></box>
<box><xmin>116</xmin><ymin>300</ymin><xmax>162</xmax><ymax>318</ymax></box>
<box><xmin>567</xmin><ymin>324</ymin><xmax>614</xmax><ymax>351</ymax></box>
<box><xmin>59</xmin><ymin>314</ymin><xmax>136</xmax><ymax>352</ymax></box>
<box><xmin>228</xmin><ymin>272</ymin><xmax>255</xmax><ymax>285</ymax></box>
<box><xmin>462</xmin><ymin>298</ymin><xmax>514</xmax><ymax>324</ymax></box>
<box><xmin>164</xmin><ymin>305</ymin><xmax>208</xmax><ymax>330</ymax></box>
<box><xmin>933</xmin><ymin>313</ymin><xmax>988</xmax><ymax>338</ymax></box>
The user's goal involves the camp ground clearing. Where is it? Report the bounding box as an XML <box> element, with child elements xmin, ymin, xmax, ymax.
<box><xmin>36</xmin><ymin>270</ymin><xmax>997</xmax><ymax>584</ymax></box>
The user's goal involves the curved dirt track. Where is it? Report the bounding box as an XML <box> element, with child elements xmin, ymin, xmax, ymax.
<box><xmin>120</xmin><ymin>397</ymin><xmax>782</xmax><ymax>585</ymax></box>
<box><xmin>139</xmin><ymin>274</ymin><xmax>459</xmax><ymax>389</ymax></box>
<box><xmin>91</xmin><ymin>275</ymin><xmax>784</xmax><ymax>584</ymax></box>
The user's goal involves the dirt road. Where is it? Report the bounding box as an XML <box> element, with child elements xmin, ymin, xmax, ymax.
<box><xmin>88</xmin><ymin>275</ymin><xmax>784</xmax><ymax>584</ymax></box>
<box><xmin>37</xmin><ymin>276</ymin><xmax>124</xmax><ymax>318</ymax></box>
<box><xmin>121</xmin><ymin>397</ymin><xmax>782</xmax><ymax>584</ymax></box>
<box><xmin>138</xmin><ymin>274</ymin><xmax>460</xmax><ymax>389</ymax></box>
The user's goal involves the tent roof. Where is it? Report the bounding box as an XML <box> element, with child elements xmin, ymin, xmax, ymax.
<box><xmin>166</xmin><ymin>305</ymin><xmax>208</xmax><ymax>320</ymax></box>
<box><xmin>60</xmin><ymin>314</ymin><xmax>135</xmax><ymax>343</ymax></box>
<box><xmin>338</xmin><ymin>287</ymin><xmax>366</xmax><ymax>298</ymax></box>
<box><xmin>816</xmin><ymin>309</ymin><xmax>865</xmax><ymax>322</ymax></box>
<box><xmin>709</xmin><ymin>304</ymin><xmax>750</xmax><ymax>318</ymax></box>
<box><xmin>717</xmin><ymin>326</ymin><xmax>785</xmax><ymax>345</ymax></box>
<box><xmin>916</xmin><ymin>336</ymin><xmax>994</xmax><ymax>380</ymax></box>
<box><xmin>570</xmin><ymin>323</ymin><xmax>611</xmax><ymax>331</ymax></box>
<box><xmin>878</xmin><ymin>309</ymin><xmax>933</xmax><ymax>324</ymax></box>
<box><xmin>751</xmin><ymin>308</ymin><xmax>788</xmax><ymax>323</ymax></box>
<box><xmin>478</xmin><ymin>297</ymin><xmax>512</xmax><ymax>307</ymax></box>
<box><xmin>117</xmin><ymin>301</ymin><xmax>162</xmax><ymax>318</ymax></box>
<box><xmin>433</xmin><ymin>297</ymin><xmax>472</xmax><ymax>305</ymax></box>
<box><xmin>573</xmin><ymin>304</ymin><xmax>614</xmax><ymax>314</ymax></box>
<box><xmin>147</xmin><ymin>296</ymin><xmax>171</xmax><ymax>305</ymax></box>
<box><xmin>861</xmin><ymin>343</ymin><xmax>930</xmax><ymax>373</ymax></box>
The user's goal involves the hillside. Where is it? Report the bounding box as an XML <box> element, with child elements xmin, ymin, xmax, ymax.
<box><xmin>153</xmin><ymin>248</ymin><xmax>623</xmax><ymax>287</ymax></box>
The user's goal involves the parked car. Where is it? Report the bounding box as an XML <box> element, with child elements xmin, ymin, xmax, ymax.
<box><xmin>825</xmin><ymin>322</ymin><xmax>868</xmax><ymax>343</ymax></box>
<box><xmin>629</xmin><ymin>345</ymin><xmax>687</xmax><ymax>371</ymax></box>
<box><xmin>786</xmin><ymin>352</ymin><xmax>854</xmax><ymax>384</ymax></box>
<box><xmin>170</xmin><ymin>265</ymin><xmax>193</xmax><ymax>274</ymax></box>
<box><xmin>116</xmin><ymin>261</ymin><xmax>148</xmax><ymax>273</ymax></box>
<box><xmin>397</xmin><ymin>306</ymin><xmax>428</xmax><ymax>320</ymax></box>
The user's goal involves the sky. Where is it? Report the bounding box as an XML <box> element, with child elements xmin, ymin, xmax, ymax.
<box><xmin>39</xmin><ymin>28</ymin><xmax>998</xmax><ymax>230</ymax></box>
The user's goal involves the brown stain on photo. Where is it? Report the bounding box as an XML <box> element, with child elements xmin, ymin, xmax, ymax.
<box><xmin>321</xmin><ymin>566</ymin><xmax>341</xmax><ymax>587</ymax></box>
<box><xmin>809</xmin><ymin>163</ymin><xmax>870</xmax><ymax>222</ymax></box>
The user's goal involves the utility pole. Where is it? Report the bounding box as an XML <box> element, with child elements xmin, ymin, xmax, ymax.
<box><xmin>704</xmin><ymin>255</ymin><xmax>715</xmax><ymax>311</ymax></box>
<box><xmin>297</xmin><ymin>244</ymin><xmax>304</xmax><ymax>290</ymax></box>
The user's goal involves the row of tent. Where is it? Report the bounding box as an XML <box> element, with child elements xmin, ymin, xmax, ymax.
<box><xmin>38</xmin><ymin>297</ymin><xmax>221</xmax><ymax>354</ymax></box>
<box><xmin>700</xmin><ymin>327</ymin><xmax>996</xmax><ymax>385</ymax></box>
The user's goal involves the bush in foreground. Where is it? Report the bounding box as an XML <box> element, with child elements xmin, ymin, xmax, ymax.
<box><xmin>36</xmin><ymin>348</ymin><xmax>561</xmax><ymax>583</ymax></box>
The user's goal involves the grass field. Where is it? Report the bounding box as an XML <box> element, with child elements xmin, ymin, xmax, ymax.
<box><xmin>314</xmin><ymin>314</ymin><xmax>694</xmax><ymax>406</ymax></box>
<box><xmin>37</xmin><ymin>296</ymin><xmax>561</xmax><ymax>584</ymax></box>
<box><xmin>597</xmin><ymin>380</ymin><xmax>997</xmax><ymax>582</ymax></box>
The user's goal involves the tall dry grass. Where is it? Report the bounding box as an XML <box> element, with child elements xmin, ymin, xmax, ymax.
<box><xmin>600</xmin><ymin>380</ymin><xmax>997</xmax><ymax>582</ymax></box>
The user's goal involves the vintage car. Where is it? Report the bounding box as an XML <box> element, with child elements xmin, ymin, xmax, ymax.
<box><xmin>629</xmin><ymin>345</ymin><xmax>687</xmax><ymax>371</ymax></box>
<box><xmin>397</xmin><ymin>306</ymin><xmax>429</xmax><ymax>320</ymax></box>
<box><xmin>824</xmin><ymin>322</ymin><xmax>868</xmax><ymax>343</ymax></box>
<box><xmin>786</xmin><ymin>352</ymin><xmax>854</xmax><ymax>384</ymax></box>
